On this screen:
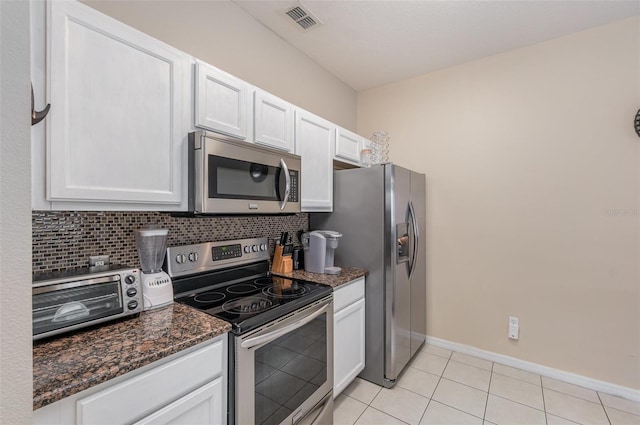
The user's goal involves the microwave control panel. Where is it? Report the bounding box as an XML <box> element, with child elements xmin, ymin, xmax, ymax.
<box><xmin>288</xmin><ymin>170</ymin><xmax>299</xmax><ymax>202</ymax></box>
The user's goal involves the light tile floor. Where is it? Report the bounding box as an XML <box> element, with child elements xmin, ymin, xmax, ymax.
<box><xmin>333</xmin><ymin>344</ymin><xmax>640</xmax><ymax>425</ymax></box>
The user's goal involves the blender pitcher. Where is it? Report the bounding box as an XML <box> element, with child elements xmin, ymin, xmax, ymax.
<box><xmin>135</xmin><ymin>228</ymin><xmax>173</xmax><ymax>310</ymax></box>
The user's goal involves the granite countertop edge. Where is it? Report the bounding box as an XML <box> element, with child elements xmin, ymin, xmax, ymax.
<box><xmin>272</xmin><ymin>266</ymin><xmax>367</xmax><ymax>288</ymax></box>
<box><xmin>33</xmin><ymin>303</ymin><xmax>231</xmax><ymax>410</ymax></box>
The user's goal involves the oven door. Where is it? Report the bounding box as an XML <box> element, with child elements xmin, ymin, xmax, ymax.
<box><xmin>234</xmin><ymin>296</ymin><xmax>333</xmax><ymax>425</ymax></box>
<box><xmin>192</xmin><ymin>131</ymin><xmax>300</xmax><ymax>214</ymax></box>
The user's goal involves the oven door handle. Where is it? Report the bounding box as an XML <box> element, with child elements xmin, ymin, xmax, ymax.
<box><xmin>240</xmin><ymin>302</ymin><xmax>330</xmax><ymax>349</ymax></box>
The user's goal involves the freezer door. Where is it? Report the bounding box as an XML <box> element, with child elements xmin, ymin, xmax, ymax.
<box><xmin>385</xmin><ymin>165</ymin><xmax>412</xmax><ymax>382</ymax></box>
<box><xmin>409</xmin><ymin>171</ymin><xmax>427</xmax><ymax>357</ymax></box>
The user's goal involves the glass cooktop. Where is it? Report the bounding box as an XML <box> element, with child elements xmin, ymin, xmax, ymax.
<box><xmin>175</xmin><ymin>274</ymin><xmax>332</xmax><ymax>334</ymax></box>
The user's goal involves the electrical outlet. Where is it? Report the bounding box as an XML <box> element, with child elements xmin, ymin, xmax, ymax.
<box><xmin>508</xmin><ymin>316</ymin><xmax>519</xmax><ymax>340</ymax></box>
<box><xmin>89</xmin><ymin>255</ymin><xmax>110</xmax><ymax>267</ymax></box>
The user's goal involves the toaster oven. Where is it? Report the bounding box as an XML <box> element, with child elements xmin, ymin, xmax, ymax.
<box><xmin>32</xmin><ymin>266</ymin><xmax>144</xmax><ymax>340</ymax></box>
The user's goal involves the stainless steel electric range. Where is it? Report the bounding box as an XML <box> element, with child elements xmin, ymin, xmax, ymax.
<box><xmin>167</xmin><ymin>237</ymin><xmax>334</xmax><ymax>425</ymax></box>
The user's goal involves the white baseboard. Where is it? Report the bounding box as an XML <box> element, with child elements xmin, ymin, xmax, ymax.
<box><xmin>426</xmin><ymin>336</ymin><xmax>640</xmax><ymax>403</ymax></box>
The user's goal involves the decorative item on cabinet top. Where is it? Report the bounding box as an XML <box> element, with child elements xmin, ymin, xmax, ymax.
<box><xmin>370</xmin><ymin>131</ymin><xmax>390</xmax><ymax>164</ymax></box>
<box><xmin>31</xmin><ymin>83</ymin><xmax>50</xmax><ymax>126</ymax></box>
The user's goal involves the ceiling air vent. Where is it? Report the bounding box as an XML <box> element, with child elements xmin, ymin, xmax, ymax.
<box><xmin>284</xmin><ymin>4</ymin><xmax>322</xmax><ymax>31</ymax></box>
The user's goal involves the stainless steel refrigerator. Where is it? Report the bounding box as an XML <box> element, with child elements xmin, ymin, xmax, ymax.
<box><xmin>310</xmin><ymin>163</ymin><xmax>426</xmax><ymax>388</ymax></box>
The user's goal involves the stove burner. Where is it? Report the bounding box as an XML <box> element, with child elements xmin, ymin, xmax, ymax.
<box><xmin>227</xmin><ymin>284</ymin><xmax>258</xmax><ymax>295</ymax></box>
<box><xmin>263</xmin><ymin>283</ymin><xmax>308</xmax><ymax>299</ymax></box>
<box><xmin>222</xmin><ymin>296</ymin><xmax>274</xmax><ymax>314</ymax></box>
<box><xmin>193</xmin><ymin>292</ymin><xmax>226</xmax><ymax>303</ymax></box>
<box><xmin>254</xmin><ymin>277</ymin><xmax>274</xmax><ymax>286</ymax></box>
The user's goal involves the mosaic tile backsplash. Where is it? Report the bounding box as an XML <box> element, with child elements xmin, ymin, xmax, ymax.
<box><xmin>32</xmin><ymin>211</ymin><xmax>309</xmax><ymax>274</ymax></box>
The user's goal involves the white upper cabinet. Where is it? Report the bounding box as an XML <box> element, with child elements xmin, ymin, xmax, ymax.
<box><xmin>195</xmin><ymin>61</ymin><xmax>249</xmax><ymax>140</ymax></box>
<box><xmin>253</xmin><ymin>89</ymin><xmax>294</xmax><ymax>152</ymax></box>
<box><xmin>37</xmin><ymin>0</ymin><xmax>191</xmax><ymax>210</ymax></box>
<box><xmin>335</xmin><ymin>127</ymin><xmax>364</xmax><ymax>165</ymax></box>
<box><xmin>295</xmin><ymin>109</ymin><xmax>335</xmax><ymax>212</ymax></box>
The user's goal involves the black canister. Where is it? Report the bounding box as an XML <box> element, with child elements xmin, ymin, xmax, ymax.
<box><xmin>292</xmin><ymin>248</ymin><xmax>304</xmax><ymax>270</ymax></box>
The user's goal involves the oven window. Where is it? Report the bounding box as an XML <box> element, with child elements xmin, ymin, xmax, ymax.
<box><xmin>254</xmin><ymin>313</ymin><xmax>327</xmax><ymax>425</ymax></box>
<box><xmin>32</xmin><ymin>282</ymin><xmax>124</xmax><ymax>336</ymax></box>
<box><xmin>209</xmin><ymin>155</ymin><xmax>282</xmax><ymax>201</ymax></box>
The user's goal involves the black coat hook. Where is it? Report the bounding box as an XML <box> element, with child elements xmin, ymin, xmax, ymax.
<box><xmin>31</xmin><ymin>83</ymin><xmax>50</xmax><ymax>126</ymax></box>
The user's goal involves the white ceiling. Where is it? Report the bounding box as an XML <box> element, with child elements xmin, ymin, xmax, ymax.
<box><xmin>233</xmin><ymin>1</ymin><xmax>640</xmax><ymax>91</ymax></box>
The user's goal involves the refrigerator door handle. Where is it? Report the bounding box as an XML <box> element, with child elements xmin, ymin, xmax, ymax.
<box><xmin>408</xmin><ymin>201</ymin><xmax>419</xmax><ymax>280</ymax></box>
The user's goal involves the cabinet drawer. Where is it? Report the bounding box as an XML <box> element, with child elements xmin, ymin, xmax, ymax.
<box><xmin>334</xmin><ymin>277</ymin><xmax>365</xmax><ymax>313</ymax></box>
<box><xmin>76</xmin><ymin>339</ymin><xmax>224</xmax><ymax>425</ymax></box>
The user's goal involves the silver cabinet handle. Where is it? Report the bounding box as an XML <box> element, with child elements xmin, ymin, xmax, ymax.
<box><xmin>31</xmin><ymin>83</ymin><xmax>50</xmax><ymax>126</ymax></box>
<box><xmin>279</xmin><ymin>158</ymin><xmax>291</xmax><ymax>210</ymax></box>
<box><xmin>408</xmin><ymin>201</ymin><xmax>419</xmax><ymax>280</ymax></box>
<box><xmin>241</xmin><ymin>302</ymin><xmax>329</xmax><ymax>349</ymax></box>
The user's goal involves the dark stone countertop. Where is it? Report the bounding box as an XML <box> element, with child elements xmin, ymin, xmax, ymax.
<box><xmin>272</xmin><ymin>266</ymin><xmax>367</xmax><ymax>288</ymax></box>
<box><xmin>33</xmin><ymin>303</ymin><xmax>231</xmax><ymax>410</ymax></box>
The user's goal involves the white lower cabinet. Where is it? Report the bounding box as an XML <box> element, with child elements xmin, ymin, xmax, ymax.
<box><xmin>33</xmin><ymin>335</ymin><xmax>227</xmax><ymax>425</ymax></box>
<box><xmin>333</xmin><ymin>277</ymin><xmax>366</xmax><ymax>397</ymax></box>
<box><xmin>134</xmin><ymin>378</ymin><xmax>223</xmax><ymax>425</ymax></box>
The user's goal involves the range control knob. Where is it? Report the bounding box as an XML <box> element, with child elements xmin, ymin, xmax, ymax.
<box><xmin>251</xmin><ymin>245</ymin><xmax>258</xmax><ymax>252</ymax></box>
<box><xmin>188</xmin><ymin>252</ymin><xmax>199</xmax><ymax>262</ymax></box>
<box><xmin>124</xmin><ymin>275</ymin><xmax>136</xmax><ymax>285</ymax></box>
<box><xmin>243</xmin><ymin>246</ymin><xmax>251</xmax><ymax>254</ymax></box>
<box><xmin>127</xmin><ymin>300</ymin><xmax>139</xmax><ymax>310</ymax></box>
<box><xmin>126</xmin><ymin>287</ymin><xmax>137</xmax><ymax>297</ymax></box>
<box><xmin>260</xmin><ymin>243</ymin><xmax>267</xmax><ymax>251</ymax></box>
<box><xmin>176</xmin><ymin>254</ymin><xmax>186</xmax><ymax>264</ymax></box>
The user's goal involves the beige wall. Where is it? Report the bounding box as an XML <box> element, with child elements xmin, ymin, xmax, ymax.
<box><xmin>358</xmin><ymin>17</ymin><xmax>640</xmax><ymax>389</ymax></box>
<box><xmin>0</xmin><ymin>0</ymin><xmax>33</xmax><ymax>422</ymax></box>
<box><xmin>81</xmin><ymin>0</ymin><xmax>357</xmax><ymax>131</ymax></box>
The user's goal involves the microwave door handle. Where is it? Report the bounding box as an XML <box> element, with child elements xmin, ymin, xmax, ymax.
<box><xmin>279</xmin><ymin>158</ymin><xmax>291</xmax><ymax>210</ymax></box>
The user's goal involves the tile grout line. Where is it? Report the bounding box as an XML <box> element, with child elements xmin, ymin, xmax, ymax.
<box><xmin>482</xmin><ymin>361</ymin><xmax>494</xmax><ymax>422</ymax></box>
<box><xmin>596</xmin><ymin>391</ymin><xmax>613</xmax><ymax>425</ymax></box>
<box><xmin>416</xmin><ymin>347</ymin><xmax>453</xmax><ymax>424</ymax></box>
<box><xmin>422</xmin><ymin>349</ymin><xmax>488</xmax><ymax>423</ymax></box>
<box><xmin>540</xmin><ymin>374</ymin><xmax>548</xmax><ymax>425</ymax></box>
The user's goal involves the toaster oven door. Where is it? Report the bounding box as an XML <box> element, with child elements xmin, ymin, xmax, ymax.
<box><xmin>32</xmin><ymin>276</ymin><xmax>124</xmax><ymax>339</ymax></box>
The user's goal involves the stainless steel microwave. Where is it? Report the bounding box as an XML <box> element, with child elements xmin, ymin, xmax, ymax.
<box><xmin>188</xmin><ymin>131</ymin><xmax>301</xmax><ymax>214</ymax></box>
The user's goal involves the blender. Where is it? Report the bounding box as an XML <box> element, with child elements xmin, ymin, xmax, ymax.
<box><xmin>135</xmin><ymin>227</ymin><xmax>173</xmax><ymax>310</ymax></box>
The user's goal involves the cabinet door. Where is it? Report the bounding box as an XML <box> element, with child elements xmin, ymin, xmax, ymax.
<box><xmin>47</xmin><ymin>0</ymin><xmax>190</xmax><ymax>207</ymax></box>
<box><xmin>295</xmin><ymin>109</ymin><xmax>335</xmax><ymax>212</ymax></box>
<box><xmin>134</xmin><ymin>378</ymin><xmax>223</xmax><ymax>425</ymax></box>
<box><xmin>334</xmin><ymin>298</ymin><xmax>366</xmax><ymax>396</ymax></box>
<box><xmin>335</xmin><ymin>127</ymin><xmax>363</xmax><ymax>165</ymax></box>
<box><xmin>254</xmin><ymin>90</ymin><xmax>294</xmax><ymax>152</ymax></box>
<box><xmin>195</xmin><ymin>61</ymin><xmax>248</xmax><ymax>139</ymax></box>
<box><xmin>76</xmin><ymin>339</ymin><xmax>224</xmax><ymax>425</ymax></box>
